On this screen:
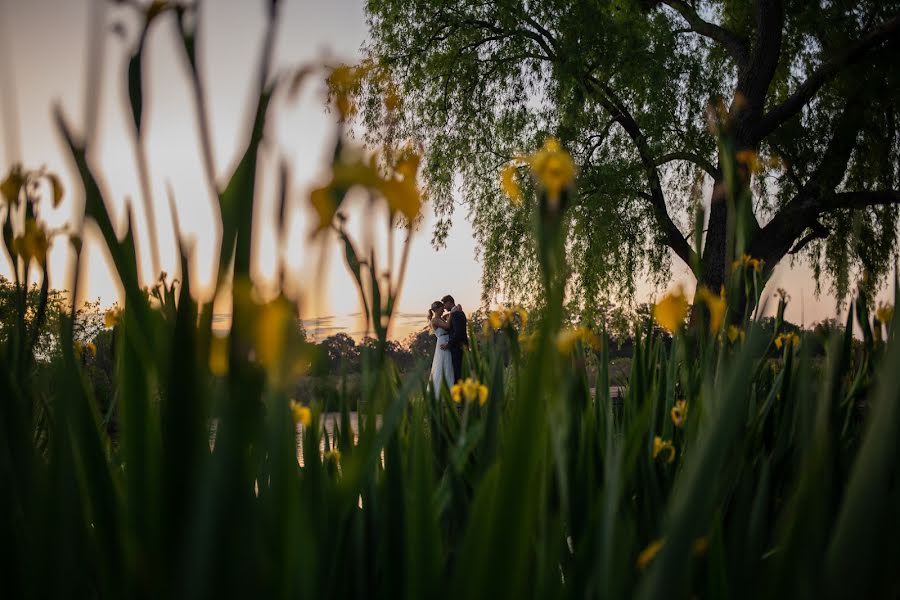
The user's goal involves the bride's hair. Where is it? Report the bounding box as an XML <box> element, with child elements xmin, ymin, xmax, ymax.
<box><xmin>428</xmin><ymin>300</ymin><xmax>443</xmax><ymax>322</ymax></box>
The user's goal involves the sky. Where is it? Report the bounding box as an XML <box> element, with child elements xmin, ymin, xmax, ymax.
<box><xmin>0</xmin><ymin>0</ymin><xmax>893</xmax><ymax>341</ymax></box>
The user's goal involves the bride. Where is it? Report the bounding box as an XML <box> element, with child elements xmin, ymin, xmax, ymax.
<box><xmin>429</xmin><ymin>300</ymin><xmax>455</xmax><ymax>393</ymax></box>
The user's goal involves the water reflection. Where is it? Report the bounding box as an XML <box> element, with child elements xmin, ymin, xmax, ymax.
<box><xmin>206</xmin><ymin>413</ymin><xmax>383</xmax><ymax>467</ymax></box>
<box><xmin>295</xmin><ymin>412</ymin><xmax>383</xmax><ymax>466</ymax></box>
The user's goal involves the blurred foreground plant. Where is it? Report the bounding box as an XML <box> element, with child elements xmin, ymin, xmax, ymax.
<box><xmin>1</xmin><ymin>4</ymin><xmax>899</xmax><ymax>600</ymax></box>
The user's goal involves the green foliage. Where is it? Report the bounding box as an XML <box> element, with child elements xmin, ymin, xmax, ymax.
<box><xmin>2</xmin><ymin>4</ymin><xmax>900</xmax><ymax>599</ymax></box>
<box><xmin>0</xmin><ymin>276</ymin><xmax>103</xmax><ymax>359</ymax></box>
<box><xmin>363</xmin><ymin>0</ymin><xmax>900</xmax><ymax>313</ymax></box>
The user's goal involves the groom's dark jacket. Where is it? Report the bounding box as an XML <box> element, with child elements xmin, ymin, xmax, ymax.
<box><xmin>447</xmin><ymin>308</ymin><xmax>469</xmax><ymax>351</ymax></box>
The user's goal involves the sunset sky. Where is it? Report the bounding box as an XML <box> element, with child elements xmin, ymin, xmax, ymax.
<box><xmin>0</xmin><ymin>0</ymin><xmax>892</xmax><ymax>340</ymax></box>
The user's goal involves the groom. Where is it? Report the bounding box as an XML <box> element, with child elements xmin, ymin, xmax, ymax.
<box><xmin>439</xmin><ymin>295</ymin><xmax>468</xmax><ymax>383</ymax></box>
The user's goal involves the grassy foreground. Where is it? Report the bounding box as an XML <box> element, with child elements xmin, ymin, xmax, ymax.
<box><xmin>2</xmin><ymin>4</ymin><xmax>900</xmax><ymax>598</ymax></box>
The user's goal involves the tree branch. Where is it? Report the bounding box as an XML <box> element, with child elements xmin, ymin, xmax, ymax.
<box><xmin>774</xmin><ymin>190</ymin><xmax>899</xmax><ymax>258</ymax></box>
<box><xmin>826</xmin><ymin>190</ymin><xmax>900</xmax><ymax>210</ymax></box>
<box><xmin>521</xmin><ymin>14</ymin><xmax>559</xmax><ymax>53</ymax></box>
<box><xmin>751</xmin><ymin>94</ymin><xmax>865</xmax><ymax>268</ymax></box>
<box><xmin>737</xmin><ymin>0</ymin><xmax>784</xmax><ymax>107</ymax></box>
<box><xmin>654</xmin><ymin>151</ymin><xmax>719</xmax><ymax>179</ymax></box>
<box><xmin>788</xmin><ymin>220</ymin><xmax>829</xmax><ymax>255</ymax></box>
<box><xmin>584</xmin><ymin>119</ymin><xmax>618</xmax><ymax>160</ymax></box>
<box><xmin>461</xmin><ymin>18</ymin><xmax>557</xmax><ymax>60</ymax></box>
<box><xmin>581</xmin><ymin>74</ymin><xmax>699</xmax><ymax>271</ymax></box>
<box><xmin>755</xmin><ymin>12</ymin><xmax>900</xmax><ymax>140</ymax></box>
<box><xmin>656</xmin><ymin>0</ymin><xmax>749</xmax><ymax>65</ymax></box>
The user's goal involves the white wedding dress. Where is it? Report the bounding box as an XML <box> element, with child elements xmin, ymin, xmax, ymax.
<box><xmin>430</xmin><ymin>325</ymin><xmax>455</xmax><ymax>394</ymax></box>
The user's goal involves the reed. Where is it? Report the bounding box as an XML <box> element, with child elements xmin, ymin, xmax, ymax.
<box><xmin>1</xmin><ymin>4</ymin><xmax>898</xmax><ymax>598</ymax></box>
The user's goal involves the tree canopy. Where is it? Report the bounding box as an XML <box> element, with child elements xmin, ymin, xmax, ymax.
<box><xmin>0</xmin><ymin>276</ymin><xmax>105</xmax><ymax>360</ymax></box>
<box><xmin>363</xmin><ymin>0</ymin><xmax>900</xmax><ymax>313</ymax></box>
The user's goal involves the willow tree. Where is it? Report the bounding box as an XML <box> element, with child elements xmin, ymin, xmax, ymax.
<box><xmin>362</xmin><ymin>0</ymin><xmax>900</xmax><ymax>312</ymax></box>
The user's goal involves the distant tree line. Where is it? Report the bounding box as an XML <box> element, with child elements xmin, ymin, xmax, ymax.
<box><xmin>307</xmin><ymin>329</ymin><xmax>436</xmax><ymax>376</ymax></box>
<box><xmin>2</xmin><ymin>275</ymin><xmax>847</xmax><ymax>392</ymax></box>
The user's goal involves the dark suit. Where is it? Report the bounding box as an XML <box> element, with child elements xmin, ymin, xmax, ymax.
<box><xmin>447</xmin><ymin>308</ymin><xmax>469</xmax><ymax>382</ymax></box>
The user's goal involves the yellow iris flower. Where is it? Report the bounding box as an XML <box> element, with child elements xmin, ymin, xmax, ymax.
<box><xmin>653</xmin><ymin>286</ymin><xmax>688</xmax><ymax>334</ymax></box>
<box><xmin>528</xmin><ymin>137</ymin><xmax>575</xmax><ymax>205</ymax></box>
<box><xmin>290</xmin><ymin>400</ymin><xmax>312</xmax><ymax>427</ymax></box>
<box><xmin>774</xmin><ymin>332</ymin><xmax>799</xmax><ymax>350</ymax></box>
<box><xmin>500</xmin><ymin>164</ymin><xmax>523</xmax><ymax>205</ymax></box>
<box><xmin>12</xmin><ymin>219</ymin><xmax>50</xmax><ymax>264</ymax></box>
<box><xmin>725</xmin><ymin>325</ymin><xmax>744</xmax><ymax>344</ymax></box>
<box><xmin>652</xmin><ymin>436</ymin><xmax>676</xmax><ymax>464</ymax></box>
<box><xmin>636</xmin><ymin>539</ymin><xmax>665</xmax><ymax>571</ymax></box>
<box><xmin>636</xmin><ymin>536</ymin><xmax>708</xmax><ymax>570</ymax></box>
<box><xmin>74</xmin><ymin>341</ymin><xmax>97</xmax><ymax>358</ymax></box>
<box><xmin>732</xmin><ymin>253</ymin><xmax>764</xmax><ymax>273</ymax></box>
<box><xmin>483</xmin><ymin>306</ymin><xmax>529</xmax><ymax>333</ymax></box>
<box><xmin>876</xmin><ymin>302</ymin><xmax>893</xmax><ymax>324</ymax></box>
<box><xmin>695</xmin><ymin>286</ymin><xmax>726</xmax><ymax>333</ymax></box>
<box><xmin>104</xmin><ymin>306</ymin><xmax>123</xmax><ymax>328</ymax></box>
<box><xmin>671</xmin><ymin>400</ymin><xmax>687</xmax><ymax>428</ymax></box>
<box><xmin>1</xmin><ymin>164</ymin><xmax>25</xmax><ymax>205</ymax></box>
<box><xmin>556</xmin><ymin>327</ymin><xmax>601</xmax><ymax>354</ymax></box>
<box><xmin>309</xmin><ymin>150</ymin><xmax>422</xmax><ymax>233</ymax></box>
<box><xmin>450</xmin><ymin>377</ymin><xmax>489</xmax><ymax>406</ymax></box>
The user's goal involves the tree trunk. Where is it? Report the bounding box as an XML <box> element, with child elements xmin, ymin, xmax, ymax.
<box><xmin>696</xmin><ymin>171</ymin><xmax>757</xmax><ymax>322</ymax></box>
<box><xmin>699</xmin><ymin>179</ymin><xmax>728</xmax><ymax>294</ymax></box>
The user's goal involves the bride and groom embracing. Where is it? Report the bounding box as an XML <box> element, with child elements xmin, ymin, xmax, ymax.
<box><xmin>428</xmin><ymin>295</ymin><xmax>469</xmax><ymax>393</ymax></box>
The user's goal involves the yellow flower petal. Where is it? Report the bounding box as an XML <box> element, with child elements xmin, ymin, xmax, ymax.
<box><xmin>13</xmin><ymin>219</ymin><xmax>50</xmax><ymax>264</ymax></box>
<box><xmin>653</xmin><ymin>287</ymin><xmax>688</xmax><ymax>334</ymax></box>
<box><xmin>327</xmin><ymin>65</ymin><xmax>361</xmax><ymax>120</ymax></box>
<box><xmin>310</xmin><ymin>187</ymin><xmax>337</xmax><ymax>232</ymax></box>
<box><xmin>695</xmin><ymin>286</ymin><xmax>726</xmax><ymax>333</ymax></box>
<box><xmin>726</xmin><ymin>325</ymin><xmax>744</xmax><ymax>344</ymax></box>
<box><xmin>652</xmin><ymin>436</ymin><xmax>676</xmax><ymax>464</ymax></box>
<box><xmin>451</xmin><ymin>384</ymin><xmax>462</xmax><ymax>403</ymax></box>
<box><xmin>1</xmin><ymin>165</ymin><xmax>25</xmax><ymax>205</ymax></box>
<box><xmin>556</xmin><ymin>327</ymin><xmax>600</xmax><ymax>354</ymax></box>
<box><xmin>500</xmin><ymin>164</ymin><xmax>523</xmax><ymax>205</ymax></box>
<box><xmin>671</xmin><ymin>400</ymin><xmax>687</xmax><ymax>428</ymax></box>
<box><xmin>47</xmin><ymin>173</ymin><xmax>64</xmax><ymax>208</ymax></box>
<box><xmin>104</xmin><ymin>306</ymin><xmax>123</xmax><ymax>328</ymax></box>
<box><xmin>394</xmin><ymin>148</ymin><xmax>420</xmax><ymax>182</ymax></box>
<box><xmin>556</xmin><ymin>328</ymin><xmax>580</xmax><ymax>354</ymax></box>
<box><xmin>518</xmin><ymin>332</ymin><xmax>536</xmax><ymax>352</ymax></box>
<box><xmin>580</xmin><ymin>327</ymin><xmax>602</xmax><ymax>350</ymax></box>
<box><xmin>528</xmin><ymin>137</ymin><xmax>575</xmax><ymax>204</ymax></box>
<box><xmin>451</xmin><ymin>378</ymin><xmax>489</xmax><ymax>405</ymax></box>
<box><xmin>290</xmin><ymin>400</ymin><xmax>312</xmax><ymax>427</ymax></box>
<box><xmin>377</xmin><ymin>177</ymin><xmax>422</xmax><ymax>222</ymax></box>
<box><xmin>735</xmin><ymin>149</ymin><xmax>764</xmax><ymax>173</ymax></box>
<box><xmin>636</xmin><ymin>539</ymin><xmax>665</xmax><ymax>571</ymax></box>
<box><xmin>209</xmin><ymin>335</ymin><xmax>229</xmax><ymax>376</ymax></box>
<box><xmin>737</xmin><ymin>253</ymin><xmax>765</xmax><ymax>273</ymax></box>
